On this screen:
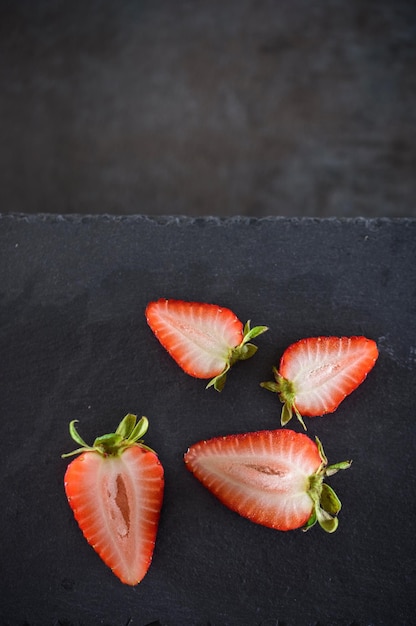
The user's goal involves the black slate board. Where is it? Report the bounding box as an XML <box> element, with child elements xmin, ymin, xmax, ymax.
<box><xmin>1</xmin><ymin>214</ymin><xmax>415</xmax><ymax>626</ymax></box>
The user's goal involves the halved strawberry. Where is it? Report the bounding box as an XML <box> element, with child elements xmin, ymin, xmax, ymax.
<box><xmin>261</xmin><ymin>336</ymin><xmax>378</xmax><ymax>429</ymax></box>
<box><xmin>62</xmin><ymin>414</ymin><xmax>164</xmax><ymax>585</ymax></box>
<box><xmin>184</xmin><ymin>429</ymin><xmax>351</xmax><ymax>533</ymax></box>
<box><xmin>146</xmin><ymin>299</ymin><xmax>268</xmax><ymax>391</ymax></box>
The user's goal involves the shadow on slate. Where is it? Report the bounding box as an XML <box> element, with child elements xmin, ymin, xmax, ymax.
<box><xmin>0</xmin><ymin>213</ymin><xmax>416</xmax><ymax>626</ymax></box>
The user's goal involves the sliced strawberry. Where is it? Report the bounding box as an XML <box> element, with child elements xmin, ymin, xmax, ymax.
<box><xmin>261</xmin><ymin>336</ymin><xmax>378</xmax><ymax>428</ymax></box>
<box><xmin>184</xmin><ymin>429</ymin><xmax>351</xmax><ymax>533</ymax></box>
<box><xmin>62</xmin><ymin>414</ymin><xmax>164</xmax><ymax>585</ymax></box>
<box><xmin>146</xmin><ymin>299</ymin><xmax>268</xmax><ymax>391</ymax></box>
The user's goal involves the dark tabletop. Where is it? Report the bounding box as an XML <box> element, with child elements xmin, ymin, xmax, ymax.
<box><xmin>1</xmin><ymin>214</ymin><xmax>415</xmax><ymax>626</ymax></box>
<box><xmin>1</xmin><ymin>1</ymin><xmax>415</xmax><ymax>219</ymax></box>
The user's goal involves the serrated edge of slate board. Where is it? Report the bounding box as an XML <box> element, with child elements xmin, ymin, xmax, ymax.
<box><xmin>1</xmin><ymin>212</ymin><xmax>416</xmax><ymax>226</ymax></box>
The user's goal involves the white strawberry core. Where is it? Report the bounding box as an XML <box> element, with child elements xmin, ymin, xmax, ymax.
<box><xmin>164</xmin><ymin>316</ymin><xmax>235</xmax><ymax>376</ymax></box>
<box><xmin>205</xmin><ymin>455</ymin><xmax>314</xmax><ymax>529</ymax></box>
<box><xmin>103</xmin><ymin>472</ymin><xmax>130</xmax><ymax>538</ymax></box>
<box><xmin>219</xmin><ymin>458</ymin><xmax>310</xmax><ymax>494</ymax></box>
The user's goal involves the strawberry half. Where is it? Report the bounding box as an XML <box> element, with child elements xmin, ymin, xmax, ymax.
<box><xmin>261</xmin><ymin>336</ymin><xmax>378</xmax><ymax>429</ymax></box>
<box><xmin>184</xmin><ymin>429</ymin><xmax>351</xmax><ymax>533</ymax></box>
<box><xmin>62</xmin><ymin>414</ymin><xmax>164</xmax><ymax>585</ymax></box>
<box><xmin>146</xmin><ymin>299</ymin><xmax>268</xmax><ymax>391</ymax></box>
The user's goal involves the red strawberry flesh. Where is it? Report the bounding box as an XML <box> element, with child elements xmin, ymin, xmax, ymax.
<box><xmin>146</xmin><ymin>299</ymin><xmax>244</xmax><ymax>378</ymax></box>
<box><xmin>280</xmin><ymin>336</ymin><xmax>378</xmax><ymax>416</ymax></box>
<box><xmin>185</xmin><ymin>429</ymin><xmax>329</xmax><ymax>531</ymax></box>
<box><xmin>65</xmin><ymin>448</ymin><xmax>163</xmax><ymax>585</ymax></box>
<box><xmin>262</xmin><ymin>336</ymin><xmax>378</xmax><ymax>427</ymax></box>
<box><xmin>63</xmin><ymin>415</ymin><xmax>164</xmax><ymax>585</ymax></box>
<box><xmin>146</xmin><ymin>299</ymin><xmax>268</xmax><ymax>390</ymax></box>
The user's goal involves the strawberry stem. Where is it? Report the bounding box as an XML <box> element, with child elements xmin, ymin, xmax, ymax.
<box><xmin>315</xmin><ymin>436</ymin><xmax>328</xmax><ymax>466</ymax></box>
<box><xmin>115</xmin><ymin>412</ymin><xmax>137</xmax><ymax>439</ymax></box>
<box><xmin>62</xmin><ymin>414</ymin><xmax>154</xmax><ymax>458</ymax></box>
<box><xmin>260</xmin><ymin>368</ymin><xmax>306</xmax><ymax>430</ymax></box>
<box><xmin>61</xmin><ymin>420</ymin><xmax>96</xmax><ymax>457</ymax></box>
<box><xmin>320</xmin><ymin>483</ymin><xmax>342</xmax><ymax>516</ymax></box>
<box><xmin>242</xmin><ymin>321</ymin><xmax>269</xmax><ymax>343</ymax></box>
<box><xmin>206</xmin><ymin>321</ymin><xmax>268</xmax><ymax>392</ymax></box>
<box><xmin>303</xmin><ymin>437</ymin><xmax>352</xmax><ymax>533</ymax></box>
<box><xmin>206</xmin><ymin>366</ymin><xmax>230</xmax><ymax>392</ymax></box>
<box><xmin>292</xmin><ymin>405</ymin><xmax>307</xmax><ymax>431</ymax></box>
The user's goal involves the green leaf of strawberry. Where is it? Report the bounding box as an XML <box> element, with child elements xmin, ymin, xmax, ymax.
<box><xmin>184</xmin><ymin>429</ymin><xmax>351</xmax><ymax>533</ymax></box>
<box><xmin>320</xmin><ymin>483</ymin><xmax>342</xmax><ymax>516</ymax></box>
<box><xmin>62</xmin><ymin>414</ymin><xmax>164</xmax><ymax>585</ymax></box>
<box><xmin>261</xmin><ymin>336</ymin><xmax>379</xmax><ymax>428</ymax></box>
<box><xmin>146</xmin><ymin>299</ymin><xmax>268</xmax><ymax>391</ymax></box>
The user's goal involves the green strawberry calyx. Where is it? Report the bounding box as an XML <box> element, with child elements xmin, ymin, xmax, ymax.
<box><xmin>207</xmin><ymin>321</ymin><xmax>269</xmax><ymax>392</ymax></box>
<box><xmin>62</xmin><ymin>414</ymin><xmax>155</xmax><ymax>458</ymax></box>
<box><xmin>260</xmin><ymin>366</ymin><xmax>306</xmax><ymax>429</ymax></box>
<box><xmin>304</xmin><ymin>437</ymin><xmax>352</xmax><ymax>533</ymax></box>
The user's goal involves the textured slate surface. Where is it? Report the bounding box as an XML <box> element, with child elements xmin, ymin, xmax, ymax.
<box><xmin>0</xmin><ymin>214</ymin><xmax>415</xmax><ymax>626</ymax></box>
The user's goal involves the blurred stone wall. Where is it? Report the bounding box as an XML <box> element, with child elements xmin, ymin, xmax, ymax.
<box><xmin>1</xmin><ymin>0</ymin><xmax>415</xmax><ymax>217</ymax></box>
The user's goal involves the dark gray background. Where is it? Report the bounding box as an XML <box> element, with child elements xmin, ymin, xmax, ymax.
<box><xmin>1</xmin><ymin>0</ymin><xmax>415</xmax><ymax>218</ymax></box>
<box><xmin>1</xmin><ymin>214</ymin><xmax>415</xmax><ymax>625</ymax></box>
